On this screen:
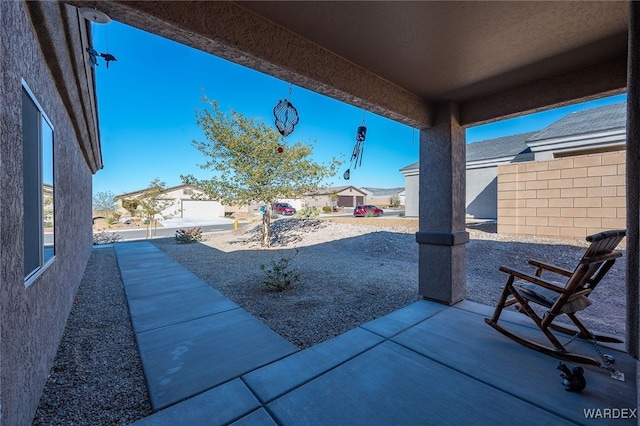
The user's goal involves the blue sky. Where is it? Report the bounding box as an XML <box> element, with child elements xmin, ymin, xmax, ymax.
<box><xmin>92</xmin><ymin>21</ymin><xmax>627</xmax><ymax>197</ymax></box>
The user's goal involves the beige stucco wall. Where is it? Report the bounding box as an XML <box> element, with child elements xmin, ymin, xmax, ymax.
<box><xmin>497</xmin><ymin>151</ymin><xmax>626</xmax><ymax>239</ymax></box>
<box><xmin>114</xmin><ymin>186</ymin><xmax>225</xmax><ymax>219</ymax></box>
<box><xmin>1</xmin><ymin>2</ymin><xmax>98</xmax><ymax>424</ymax></box>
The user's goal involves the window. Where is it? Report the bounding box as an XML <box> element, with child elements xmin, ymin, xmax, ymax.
<box><xmin>22</xmin><ymin>82</ymin><xmax>55</xmax><ymax>282</ymax></box>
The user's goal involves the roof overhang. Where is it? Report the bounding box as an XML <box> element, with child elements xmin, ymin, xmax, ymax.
<box><xmin>527</xmin><ymin>128</ymin><xmax>627</xmax><ymax>156</ymax></box>
<box><xmin>64</xmin><ymin>1</ymin><xmax>629</xmax><ymax>130</ymax></box>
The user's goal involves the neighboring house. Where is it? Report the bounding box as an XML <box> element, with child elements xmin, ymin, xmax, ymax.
<box><xmin>303</xmin><ymin>186</ymin><xmax>368</xmax><ymax>209</ymax></box>
<box><xmin>497</xmin><ymin>103</ymin><xmax>626</xmax><ymax>239</ymax></box>
<box><xmin>525</xmin><ymin>103</ymin><xmax>626</xmax><ymax>159</ymax></box>
<box><xmin>1</xmin><ymin>2</ymin><xmax>103</xmax><ymax>424</ymax></box>
<box><xmin>401</xmin><ymin>102</ymin><xmax>627</xmax><ymax>226</ymax></box>
<box><xmin>400</xmin><ymin>132</ymin><xmax>534</xmax><ymax>219</ymax></box>
<box><xmin>465</xmin><ymin>132</ymin><xmax>534</xmax><ymax>219</ymax></box>
<box><xmin>360</xmin><ymin>187</ymin><xmax>405</xmax><ymax>207</ymax></box>
<box><xmin>115</xmin><ymin>184</ymin><xmax>225</xmax><ymax>220</ymax></box>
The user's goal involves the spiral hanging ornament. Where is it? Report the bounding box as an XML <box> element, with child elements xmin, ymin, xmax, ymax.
<box><xmin>273</xmin><ymin>84</ymin><xmax>299</xmax><ymax>137</ymax></box>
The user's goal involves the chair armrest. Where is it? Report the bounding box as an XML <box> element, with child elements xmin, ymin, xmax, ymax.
<box><xmin>528</xmin><ymin>259</ymin><xmax>573</xmax><ymax>277</ymax></box>
<box><xmin>499</xmin><ymin>265</ymin><xmax>566</xmax><ymax>293</ymax></box>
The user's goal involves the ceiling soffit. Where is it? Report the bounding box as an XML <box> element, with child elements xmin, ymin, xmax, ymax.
<box><xmin>64</xmin><ymin>1</ymin><xmax>629</xmax><ymax>128</ymax></box>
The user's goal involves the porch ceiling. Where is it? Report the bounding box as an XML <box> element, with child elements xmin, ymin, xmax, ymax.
<box><xmin>65</xmin><ymin>1</ymin><xmax>629</xmax><ymax>128</ymax></box>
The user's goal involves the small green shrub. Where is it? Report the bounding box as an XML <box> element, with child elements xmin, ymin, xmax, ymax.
<box><xmin>322</xmin><ymin>206</ymin><xmax>332</xmax><ymax>213</ymax></box>
<box><xmin>389</xmin><ymin>196</ymin><xmax>401</xmax><ymax>208</ymax></box>
<box><xmin>260</xmin><ymin>249</ymin><xmax>300</xmax><ymax>291</ymax></box>
<box><xmin>364</xmin><ymin>210</ymin><xmax>375</xmax><ymax>218</ymax></box>
<box><xmin>93</xmin><ymin>231</ymin><xmax>122</xmax><ymax>245</ymax></box>
<box><xmin>175</xmin><ymin>227</ymin><xmax>203</xmax><ymax>243</ymax></box>
<box><xmin>295</xmin><ymin>206</ymin><xmax>319</xmax><ymax>218</ymax></box>
<box><xmin>398</xmin><ymin>211</ymin><xmax>405</xmax><ymax>217</ymax></box>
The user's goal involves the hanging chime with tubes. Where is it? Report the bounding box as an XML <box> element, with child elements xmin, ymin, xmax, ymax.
<box><xmin>344</xmin><ymin>112</ymin><xmax>367</xmax><ymax>180</ymax></box>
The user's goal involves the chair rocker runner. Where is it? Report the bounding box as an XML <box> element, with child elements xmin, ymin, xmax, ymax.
<box><xmin>485</xmin><ymin>229</ymin><xmax>626</xmax><ymax>367</ymax></box>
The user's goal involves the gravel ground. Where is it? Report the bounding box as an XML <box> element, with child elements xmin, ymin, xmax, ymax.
<box><xmin>33</xmin><ymin>218</ymin><xmax>627</xmax><ymax>424</ymax></box>
<box><xmin>32</xmin><ymin>248</ymin><xmax>153</xmax><ymax>425</ymax></box>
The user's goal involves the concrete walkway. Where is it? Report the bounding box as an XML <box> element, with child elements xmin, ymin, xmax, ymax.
<box><xmin>115</xmin><ymin>242</ymin><xmax>636</xmax><ymax>425</ymax></box>
<box><xmin>114</xmin><ymin>242</ymin><xmax>298</xmax><ymax>410</ymax></box>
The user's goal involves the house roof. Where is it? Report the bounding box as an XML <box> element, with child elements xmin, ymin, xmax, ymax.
<box><xmin>467</xmin><ymin>132</ymin><xmax>535</xmax><ymax>162</ymax></box>
<box><xmin>399</xmin><ymin>162</ymin><xmax>419</xmax><ymax>172</ymax></box>
<box><xmin>528</xmin><ymin>102</ymin><xmax>626</xmax><ymax>142</ymax></box>
<box><xmin>360</xmin><ymin>187</ymin><xmax>405</xmax><ymax>197</ymax></box>
<box><xmin>401</xmin><ymin>101</ymin><xmax>627</xmax><ymax>171</ymax></box>
<box><xmin>307</xmin><ymin>185</ymin><xmax>367</xmax><ymax>196</ymax></box>
<box><xmin>399</xmin><ymin>132</ymin><xmax>534</xmax><ymax>172</ymax></box>
<box><xmin>115</xmin><ymin>184</ymin><xmax>200</xmax><ymax>199</ymax></box>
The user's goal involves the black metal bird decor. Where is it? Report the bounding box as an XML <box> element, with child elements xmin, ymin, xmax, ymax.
<box><xmin>343</xmin><ymin>112</ymin><xmax>367</xmax><ymax>180</ymax></box>
<box><xmin>100</xmin><ymin>52</ymin><xmax>117</xmax><ymax>68</ymax></box>
<box><xmin>85</xmin><ymin>47</ymin><xmax>117</xmax><ymax>68</ymax></box>
<box><xmin>557</xmin><ymin>362</ymin><xmax>586</xmax><ymax>392</ymax></box>
<box><xmin>86</xmin><ymin>47</ymin><xmax>99</xmax><ymax>67</ymax></box>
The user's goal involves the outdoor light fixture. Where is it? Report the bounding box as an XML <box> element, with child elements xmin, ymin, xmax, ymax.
<box><xmin>79</xmin><ymin>7</ymin><xmax>111</xmax><ymax>24</ymax></box>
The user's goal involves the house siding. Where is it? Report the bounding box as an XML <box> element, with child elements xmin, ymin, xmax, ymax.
<box><xmin>403</xmin><ymin>170</ymin><xmax>419</xmax><ymax>217</ymax></box>
<box><xmin>115</xmin><ymin>186</ymin><xmax>225</xmax><ymax>219</ymax></box>
<box><xmin>466</xmin><ymin>167</ymin><xmax>497</xmax><ymax>219</ymax></box>
<box><xmin>497</xmin><ymin>151</ymin><xmax>626</xmax><ymax>239</ymax></box>
<box><xmin>1</xmin><ymin>2</ymin><xmax>98</xmax><ymax>424</ymax></box>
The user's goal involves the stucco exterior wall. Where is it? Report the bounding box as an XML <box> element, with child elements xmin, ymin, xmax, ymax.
<box><xmin>1</xmin><ymin>2</ymin><xmax>97</xmax><ymax>424</ymax></box>
<box><xmin>403</xmin><ymin>171</ymin><xmax>419</xmax><ymax>217</ymax></box>
<box><xmin>466</xmin><ymin>167</ymin><xmax>497</xmax><ymax>219</ymax></box>
<box><xmin>497</xmin><ymin>151</ymin><xmax>626</xmax><ymax>239</ymax></box>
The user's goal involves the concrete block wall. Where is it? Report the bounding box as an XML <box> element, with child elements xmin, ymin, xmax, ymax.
<box><xmin>497</xmin><ymin>150</ymin><xmax>626</xmax><ymax>239</ymax></box>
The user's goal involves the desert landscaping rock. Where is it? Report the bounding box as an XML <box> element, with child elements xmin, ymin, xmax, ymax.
<box><xmin>34</xmin><ymin>218</ymin><xmax>626</xmax><ymax>424</ymax></box>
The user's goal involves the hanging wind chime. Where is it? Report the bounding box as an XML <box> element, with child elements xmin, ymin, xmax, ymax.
<box><xmin>273</xmin><ymin>84</ymin><xmax>299</xmax><ymax>153</ymax></box>
<box><xmin>344</xmin><ymin>111</ymin><xmax>367</xmax><ymax>180</ymax></box>
<box><xmin>81</xmin><ymin>7</ymin><xmax>117</xmax><ymax>68</ymax></box>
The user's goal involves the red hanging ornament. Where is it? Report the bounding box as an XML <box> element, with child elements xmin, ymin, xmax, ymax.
<box><xmin>277</xmin><ymin>146</ymin><xmax>284</xmax><ymax>153</ymax></box>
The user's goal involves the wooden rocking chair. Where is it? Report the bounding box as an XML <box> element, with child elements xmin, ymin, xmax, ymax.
<box><xmin>485</xmin><ymin>229</ymin><xmax>626</xmax><ymax>366</ymax></box>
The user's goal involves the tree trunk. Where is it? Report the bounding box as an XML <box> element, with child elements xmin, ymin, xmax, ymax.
<box><xmin>261</xmin><ymin>209</ymin><xmax>271</xmax><ymax>247</ymax></box>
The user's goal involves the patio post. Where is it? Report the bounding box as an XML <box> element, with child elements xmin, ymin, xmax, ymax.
<box><xmin>416</xmin><ymin>102</ymin><xmax>468</xmax><ymax>304</ymax></box>
<box><xmin>626</xmin><ymin>0</ymin><xmax>640</xmax><ymax>360</ymax></box>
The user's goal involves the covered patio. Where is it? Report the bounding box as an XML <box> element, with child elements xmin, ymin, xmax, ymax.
<box><xmin>62</xmin><ymin>0</ymin><xmax>639</xmax><ymax>423</ymax></box>
<box><xmin>116</xmin><ymin>241</ymin><xmax>635</xmax><ymax>425</ymax></box>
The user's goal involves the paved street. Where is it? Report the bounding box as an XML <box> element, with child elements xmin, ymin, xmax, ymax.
<box><xmin>95</xmin><ymin>218</ymin><xmax>247</xmax><ymax>242</ymax></box>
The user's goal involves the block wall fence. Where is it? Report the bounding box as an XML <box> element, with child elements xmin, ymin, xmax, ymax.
<box><xmin>497</xmin><ymin>150</ymin><xmax>626</xmax><ymax>239</ymax></box>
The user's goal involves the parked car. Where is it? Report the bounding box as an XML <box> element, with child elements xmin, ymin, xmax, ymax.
<box><xmin>354</xmin><ymin>205</ymin><xmax>383</xmax><ymax>217</ymax></box>
<box><xmin>272</xmin><ymin>202</ymin><xmax>297</xmax><ymax>215</ymax></box>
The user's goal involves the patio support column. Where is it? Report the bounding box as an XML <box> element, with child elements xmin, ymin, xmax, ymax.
<box><xmin>626</xmin><ymin>0</ymin><xmax>640</xmax><ymax>360</ymax></box>
<box><xmin>416</xmin><ymin>102</ymin><xmax>469</xmax><ymax>304</ymax></box>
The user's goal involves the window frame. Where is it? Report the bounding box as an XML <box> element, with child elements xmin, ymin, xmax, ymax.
<box><xmin>22</xmin><ymin>80</ymin><xmax>56</xmax><ymax>286</ymax></box>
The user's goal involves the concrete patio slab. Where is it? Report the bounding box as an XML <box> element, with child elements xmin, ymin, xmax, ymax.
<box><xmin>360</xmin><ymin>298</ymin><xmax>447</xmax><ymax>338</ymax></box>
<box><xmin>112</xmin><ymin>242</ymin><xmax>635</xmax><ymax>424</ymax></box>
<box><xmin>243</xmin><ymin>327</ymin><xmax>384</xmax><ymax>403</ymax></box>
<box><xmin>230</xmin><ymin>408</ymin><xmax>278</xmax><ymax>426</ymax></box>
<box><xmin>136</xmin><ymin>308</ymin><xmax>297</xmax><ymax>410</ymax></box>
<box><xmin>392</xmin><ymin>306</ymin><xmax>637</xmax><ymax>424</ymax></box>
<box><xmin>266</xmin><ymin>340</ymin><xmax>575</xmax><ymax>425</ymax></box>
<box><xmin>123</xmin><ymin>271</ymin><xmax>208</xmax><ymax>300</ymax></box>
<box><xmin>114</xmin><ymin>242</ymin><xmax>299</xmax><ymax>411</ymax></box>
<box><xmin>131</xmin><ymin>379</ymin><xmax>261</xmax><ymax>425</ymax></box>
<box><xmin>118</xmin><ymin>262</ymin><xmax>190</xmax><ymax>282</ymax></box>
<box><xmin>126</xmin><ymin>285</ymin><xmax>238</xmax><ymax>333</ymax></box>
